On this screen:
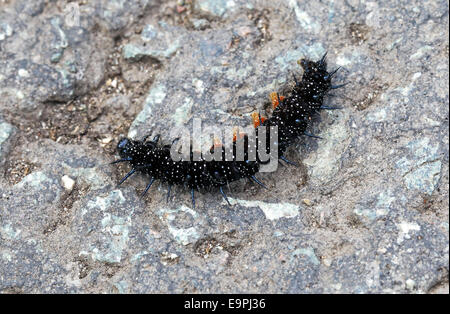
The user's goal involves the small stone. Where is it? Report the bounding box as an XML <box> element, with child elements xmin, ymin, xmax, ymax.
<box><xmin>195</xmin><ymin>0</ymin><xmax>235</xmax><ymax>18</ymax></box>
<box><xmin>61</xmin><ymin>175</ymin><xmax>75</xmax><ymax>191</ymax></box>
<box><xmin>18</xmin><ymin>69</ymin><xmax>30</xmax><ymax>77</ymax></box>
<box><xmin>302</xmin><ymin>199</ymin><xmax>312</xmax><ymax>206</ymax></box>
<box><xmin>51</xmin><ymin>51</ymin><xmax>63</xmax><ymax>63</ymax></box>
<box><xmin>406</xmin><ymin>279</ymin><xmax>416</xmax><ymax>290</ymax></box>
<box><xmin>0</xmin><ymin>23</ymin><xmax>13</xmax><ymax>41</ymax></box>
<box><xmin>0</xmin><ymin>120</ymin><xmax>15</xmax><ymax>164</ymax></box>
<box><xmin>191</xmin><ymin>18</ymin><xmax>209</xmax><ymax>30</ymax></box>
<box><xmin>100</xmin><ymin>136</ymin><xmax>112</xmax><ymax>144</ymax></box>
<box><xmin>99</xmin><ymin>136</ymin><xmax>113</xmax><ymax>147</ymax></box>
<box><xmin>111</xmin><ymin>78</ymin><xmax>118</xmax><ymax>88</ymax></box>
<box><xmin>322</xmin><ymin>257</ymin><xmax>332</xmax><ymax>267</ymax></box>
<box><xmin>67</xmin><ymin>62</ymin><xmax>77</xmax><ymax>73</ymax></box>
<box><xmin>122</xmin><ymin>44</ymin><xmax>146</xmax><ymax>62</ymax></box>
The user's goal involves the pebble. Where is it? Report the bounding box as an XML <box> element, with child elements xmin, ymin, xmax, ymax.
<box><xmin>61</xmin><ymin>175</ymin><xmax>75</xmax><ymax>191</ymax></box>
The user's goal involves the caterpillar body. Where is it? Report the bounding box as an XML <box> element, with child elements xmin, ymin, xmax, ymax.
<box><xmin>113</xmin><ymin>53</ymin><xmax>344</xmax><ymax>208</ymax></box>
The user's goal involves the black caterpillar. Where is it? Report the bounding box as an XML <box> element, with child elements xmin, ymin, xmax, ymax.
<box><xmin>113</xmin><ymin>53</ymin><xmax>345</xmax><ymax>208</ymax></box>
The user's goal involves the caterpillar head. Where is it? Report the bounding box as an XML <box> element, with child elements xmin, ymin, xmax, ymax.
<box><xmin>118</xmin><ymin>135</ymin><xmax>160</xmax><ymax>156</ymax></box>
<box><xmin>117</xmin><ymin>138</ymin><xmax>134</xmax><ymax>159</ymax></box>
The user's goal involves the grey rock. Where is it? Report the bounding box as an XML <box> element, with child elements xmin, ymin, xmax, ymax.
<box><xmin>194</xmin><ymin>0</ymin><xmax>251</xmax><ymax>18</ymax></box>
<box><xmin>92</xmin><ymin>0</ymin><xmax>158</xmax><ymax>34</ymax></box>
<box><xmin>0</xmin><ymin>22</ymin><xmax>13</xmax><ymax>41</ymax></box>
<box><xmin>191</xmin><ymin>18</ymin><xmax>210</xmax><ymax>30</ymax></box>
<box><xmin>123</xmin><ymin>23</ymin><xmax>184</xmax><ymax>62</ymax></box>
<box><xmin>0</xmin><ymin>0</ymin><xmax>114</xmax><ymax>112</ymax></box>
<box><xmin>14</xmin><ymin>0</ymin><xmax>45</xmax><ymax>17</ymax></box>
<box><xmin>0</xmin><ymin>119</ymin><xmax>15</xmax><ymax>167</ymax></box>
<box><xmin>395</xmin><ymin>137</ymin><xmax>443</xmax><ymax>195</ymax></box>
<box><xmin>195</xmin><ymin>0</ymin><xmax>233</xmax><ymax>17</ymax></box>
<box><xmin>0</xmin><ymin>0</ymin><xmax>448</xmax><ymax>294</ymax></box>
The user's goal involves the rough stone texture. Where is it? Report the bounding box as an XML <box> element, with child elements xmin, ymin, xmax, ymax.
<box><xmin>0</xmin><ymin>118</ymin><xmax>16</xmax><ymax>167</ymax></box>
<box><xmin>0</xmin><ymin>0</ymin><xmax>448</xmax><ymax>294</ymax></box>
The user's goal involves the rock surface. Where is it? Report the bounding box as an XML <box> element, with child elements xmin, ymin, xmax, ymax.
<box><xmin>0</xmin><ymin>0</ymin><xmax>448</xmax><ymax>293</ymax></box>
